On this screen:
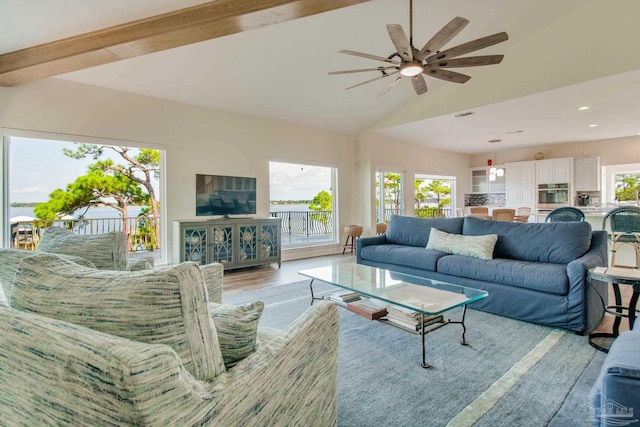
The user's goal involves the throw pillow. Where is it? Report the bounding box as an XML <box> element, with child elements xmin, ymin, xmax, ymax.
<box><xmin>10</xmin><ymin>254</ymin><xmax>225</xmax><ymax>381</ymax></box>
<box><xmin>426</xmin><ymin>228</ymin><xmax>498</xmax><ymax>260</ymax></box>
<box><xmin>208</xmin><ymin>301</ymin><xmax>264</xmax><ymax>368</ymax></box>
<box><xmin>37</xmin><ymin>227</ymin><xmax>128</xmax><ymax>270</ymax></box>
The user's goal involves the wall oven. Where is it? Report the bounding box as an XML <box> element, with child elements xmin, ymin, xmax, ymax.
<box><xmin>537</xmin><ymin>183</ymin><xmax>571</xmax><ymax>211</ymax></box>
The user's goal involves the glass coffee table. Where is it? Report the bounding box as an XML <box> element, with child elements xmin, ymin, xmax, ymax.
<box><xmin>298</xmin><ymin>263</ymin><xmax>488</xmax><ymax>368</ymax></box>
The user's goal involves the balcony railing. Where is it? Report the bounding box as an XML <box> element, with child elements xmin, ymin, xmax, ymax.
<box><xmin>379</xmin><ymin>207</ymin><xmax>453</xmax><ymax>222</ymax></box>
<box><xmin>10</xmin><ymin>215</ymin><xmax>159</xmax><ymax>252</ymax></box>
<box><xmin>270</xmin><ymin>210</ymin><xmax>333</xmax><ymax>236</ymax></box>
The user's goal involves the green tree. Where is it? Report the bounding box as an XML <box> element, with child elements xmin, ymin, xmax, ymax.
<box><xmin>308</xmin><ymin>190</ymin><xmax>332</xmax><ymax>233</ymax></box>
<box><xmin>34</xmin><ymin>167</ymin><xmax>149</xmax><ymax>242</ymax></box>
<box><xmin>424</xmin><ymin>179</ymin><xmax>451</xmax><ymax>209</ymax></box>
<box><xmin>63</xmin><ymin>144</ymin><xmax>160</xmax><ymax>246</ymax></box>
<box><xmin>615</xmin><ymin>173</ymin><xmax>640</xmax><ymax>202</ymax></box>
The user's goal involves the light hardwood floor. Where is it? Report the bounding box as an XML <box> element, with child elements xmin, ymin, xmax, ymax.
<box><xmin>221</xmin><ymin>253</ymin><xmax>354</xmax><ymax>296</ymax></box>
<box><xmin>221</xmin><ymin>253</ymin><xmax>634</xmax><ymax>337</ymax></box>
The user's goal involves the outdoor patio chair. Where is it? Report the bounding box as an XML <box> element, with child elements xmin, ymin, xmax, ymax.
<box><xmin>544</xmin><ymin>207</ymin><xmax>585</xmax><ymax>223</ymax></box>
<box><xmin>601</xmin><ymin>206</ymin><xmax>640</xmax><ymax>268</ymax></box>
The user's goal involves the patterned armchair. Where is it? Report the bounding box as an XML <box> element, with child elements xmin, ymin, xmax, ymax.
<box><xmin>36</xmin><ymin>226</ymin><xmax>154</xmax><ymax>270</ymax></box>
<box><xmin>0</xmin><ymin>250</ymin><xmax>339</xmax><ymax>426</ymax></box>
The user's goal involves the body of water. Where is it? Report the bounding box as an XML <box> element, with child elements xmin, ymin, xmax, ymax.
<box><xmin>10</xmin><ymin>206</ymin><xmax>147</xmax><ymax>221</ymax></box>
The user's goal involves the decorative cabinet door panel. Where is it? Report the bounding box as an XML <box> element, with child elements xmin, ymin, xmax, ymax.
<box><xmin>238</xmin><ymin>225</ymin><xmax>258</xmax><ymax>263</ymax></box>
<box><xmin>183</xmin><ymin>228</ymin><xmax>208</xmax><ymax>265</ymax></box>
<box><xmin>211</xmin><ymin>226</ymin><xmax>234</xmax><ymax>265</ymax></box>
<box><xmin>261</xmin><ymin>223</ymin><xmax>280</xmax><ymax>261</ymax></box>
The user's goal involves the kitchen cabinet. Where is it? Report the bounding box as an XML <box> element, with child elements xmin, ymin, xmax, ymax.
<box><xmin>471</xmin><ymin>166</ymin><xmax>505</xmax><ymax>193</ymax></box>
<box><xmin>172</xmin><ymin>217</ymin><xmax>281</xmax><ymax>270</ymax></box>
<box><xmin>536</xmin><ymin>158</ymin><xmax>573</xmax><ymax>184</ymax></box>
<box><xmin>505</xmin><ymin>161</ymin><xmax>536</xmax><ymax>209</ymax></box>
<box><xmin>574</xmin><ymin>157</ymin><xmax>601</xmax><ymax>191</ymax></box>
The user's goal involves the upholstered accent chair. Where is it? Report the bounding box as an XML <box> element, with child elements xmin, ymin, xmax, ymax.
<box><xmin>36</xmin><ymin>226</ymin><xmax>154</xmax><ymax>270</ymax></box>
<box><xmin>0</xmin><ymin>250</ymin><xmax>339</xmax><ymax>426</ymax></box>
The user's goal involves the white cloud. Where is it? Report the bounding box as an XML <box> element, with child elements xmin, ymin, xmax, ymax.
<box><xmin>12</xmin><ymin>186</ymin><xmax>49</xmax><ymax>194</ymax></box>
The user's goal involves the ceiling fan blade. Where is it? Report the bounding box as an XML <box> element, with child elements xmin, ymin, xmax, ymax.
<box><xmin>425</xmin><ymin>32</ymin><xmax>508</xmax><ymax>64</ymax></box>
<box><xmin>423</xmin><ymin>68</ymin><xmax>471</xmax><ymax>84</ymax></box>
<box><xmin>386</xmin><ymin>24</ymin><xmax>413</xmax><ymax>62</ymax></box>
<box><xmin>378</xmin><ymin>76</ymin><xmax>403</xmax><ymax>97</ymax></box>
<box><xmin>427</xmin><ymin>54</ymin><xmax>504</xmax><ymax>68</ymax></box>
<box><xmin>411</xmin><ymin>75</ymin><xmax>428</xmax><ymax>95</ymax></box>
<box><xmin>328</xmin><ymin>66</ymin><xmax>397</xmax><ymax>75</ymax></box>
<box><xmin>339</xmin><ymin>50</ymin><xmax>400</xmax><ymax>65</ymax></box>
<box><xmin>345</xmin><ymin>70</ymin><xmax>399</xmax><ymax>90</ymax></box>
<box><xmin>415</xmin><ymin>17</ymin><xmax>469</xmax><ymax>61</ymax></box>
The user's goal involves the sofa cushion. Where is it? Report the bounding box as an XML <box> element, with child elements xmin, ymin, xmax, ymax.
<box><xmin>359</xmin><ymin>244</ymin><xmax>447</xmax><ymax>271</ymax></box>
<box><xmin>462</xmin><ymin>216</ymin><xmax>592</xmax><ymax>264</ymax></box>
<box><xmin>208</xmin><ymin>300</ymin><xmax>264</xmax><ymax>368</ymax></box>
<box><xmin>437</xmin><ymin>255</ymin><xmax>570</xmax><ymax>295</ymax></box>
<box><xmin>385</xmin><ymin>215</ymin><xmax>464</xmax><ymax>247</ymax></box>
<box><xmin>10</xmin><ymin>254</ymin><xmax>225</xmax><ymax>381</ymax></box>
<box><xmin>37</xmin><ymin>227</ymin><xmax>128</xmax><ymax>270</ymax></box>
<box><xmin>426</xmin><ymin>228</ymin><xmax>498</xmax><ymax>260</ymax></box>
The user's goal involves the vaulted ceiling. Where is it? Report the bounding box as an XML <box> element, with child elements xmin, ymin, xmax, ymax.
<box><xmin>2</xmin><ymin>0</ymin><xmax>640</xmax><ymax>154</ymax></box>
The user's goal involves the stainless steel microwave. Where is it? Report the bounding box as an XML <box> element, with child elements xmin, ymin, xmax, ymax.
<box><xmin>537</xmin><ymin>183</ymin><xmax>570</xmax><ymax>210</ymax></box>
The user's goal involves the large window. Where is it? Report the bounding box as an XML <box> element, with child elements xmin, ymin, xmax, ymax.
<box><xmin>376</xmin><ymin>170</ymin><xmax>403</xmax><ymax>223</ymax></box>
<box><xmin>269</xmin><ymin>160</ymin><xmax>337</xmax><ymax>249</ymax></box>
<box><xmin>3</xmin><ymin>133</ymin><xmax>164</xmax><ymax>262</ymax></box>
<box><xmin>414</xmin><ymin>174</ymin><xmax>456</xmax><ymax>218</ymax></box>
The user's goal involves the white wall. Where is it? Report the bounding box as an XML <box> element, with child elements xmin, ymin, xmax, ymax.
<box><xmin>0</xmin><ymin>79</ymin><xmax>357</xmax><ymax>262</ymax></box>
<box><xmin>468</xmin><ymin>135</ymin><xmax>640</xmax><ymax>168</ymax></box>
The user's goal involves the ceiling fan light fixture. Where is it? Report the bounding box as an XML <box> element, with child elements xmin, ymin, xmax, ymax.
<box><xmin>400</xmin><ymin>61</ymin><xmax>424</xmax><ymax>77</ymax></box>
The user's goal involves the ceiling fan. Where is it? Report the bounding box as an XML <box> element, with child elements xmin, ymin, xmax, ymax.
<box><xmin>329</xmin><ymin>0</ymin><xmax>508</xmax><ymax>96</ymax></box>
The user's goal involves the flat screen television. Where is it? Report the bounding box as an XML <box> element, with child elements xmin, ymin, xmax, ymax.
<box><xmin>196</xmin><ymin>174</ymin><xmax>257</xmax><ymax>216</ymax></box>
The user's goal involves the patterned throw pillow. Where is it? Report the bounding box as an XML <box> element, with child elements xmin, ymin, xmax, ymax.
<box><xmin>208</xmin><ymin>301</ymin><xmax>264</xmax><ymax>368</ymax></box>
<box><xmin>37</xmin><ymin>227</ymin><xmax>128</xmax><ymax>270</ymax></box>
<box><xmin>426</xmin><ymin>227</ymin><xmax>498</xmax><ymax>260</ymax></box>
<box><xmin>10</xmin><ymin>254</ymin><xmax>225</xmax><ymax>381</ymax></box>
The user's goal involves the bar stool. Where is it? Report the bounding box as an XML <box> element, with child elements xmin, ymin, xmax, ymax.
<box><xmin>343</xmin><ymin>225</ymin><xmax>363</xmax><ymax>254</ymax></box>
<box><xmin>376</xmin><ymin>223</ymin><xmax>387</xmax><ymax>235</ymax></box>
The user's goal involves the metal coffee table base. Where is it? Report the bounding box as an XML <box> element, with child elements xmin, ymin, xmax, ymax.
<box><xmin>310</xmin><ymin>278</ymin><xmax>470</xmax><ymax>369</ymax></box>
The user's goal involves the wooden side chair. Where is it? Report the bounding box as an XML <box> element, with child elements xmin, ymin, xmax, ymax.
<box><xmin>491</xmin><ymin>209</ymin><xmax>515</xmax><ymax>222</ymax></box>
<box><xmin>514</xmin><ymin>207</ymin><xmax>531</xmax><ymax>223</ymax></box>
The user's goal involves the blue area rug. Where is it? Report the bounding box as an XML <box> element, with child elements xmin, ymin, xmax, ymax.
<box><xmin>223</xmin><ymin>279</ymin><xmax>602</xmax><ymax>426</ymax></box>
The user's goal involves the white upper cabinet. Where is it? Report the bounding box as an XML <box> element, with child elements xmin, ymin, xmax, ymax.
<box><xmin>505</xmin><ymin>161</ymin><xmax>536</xmax><ymax>208</ymax></box>
<box><xmin>574</xmin><ymin>157</ymin><xmax>601</xmax><ymax>191</ymax></box>
<box><xmin>536</xmin><ymin>158</ymin><xmax>573</xmax><ymax>184</ymax></box>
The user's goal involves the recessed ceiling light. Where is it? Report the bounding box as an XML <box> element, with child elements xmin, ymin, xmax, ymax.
<box><xmin>453</xmin><ymin>111</ymin><xmax>475</xmax><ymax>118</ymax></box>
<box><xmin>578</xmin><ymin>106</ymin><xmax>590</xmax><ymax>111</ymax></box>
<box><xmin>488</xmin><ymin>139</ymin><xmax>502</xmax><ymax>143</ymax></box>
<box><xmin>589</xmin><ymin>124</ymin><xmax>598</xmax><ymax>128</ymax></box>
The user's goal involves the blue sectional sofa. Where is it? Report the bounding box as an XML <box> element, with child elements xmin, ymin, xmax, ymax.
<box><xmin>357</xmin><ymin>215</ymin><xmax>609</xmax><ymax>333</ymax></box>
<box><xmin>590</xmin><ymin>321</ymin><xmax>640</xmax><ymax>426</ymax></box>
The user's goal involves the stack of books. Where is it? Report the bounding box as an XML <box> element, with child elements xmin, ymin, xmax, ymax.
<box><xmin>327</xmin><ymin>290</ymin><xmax>360</xmax><ymax>307</ymax></box>
<box><xmin>385</xmin><ymin>305</ymin><xmax>443</xmax><ymax>331</ymax></box>
<box><xmin>347</xmin><ymin>298</ymin><xmax>388</xmax><ymax>320</ymax></box>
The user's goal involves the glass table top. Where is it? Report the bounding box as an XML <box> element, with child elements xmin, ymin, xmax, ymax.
<box><xmin>298</xmin><ymin>263</ymin><xmax>488</xmax><ymax>315</ymax></box>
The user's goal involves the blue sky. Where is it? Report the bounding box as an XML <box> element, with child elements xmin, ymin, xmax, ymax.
<box><xmin>9</xmin><ymin>137</ymin><xmax>149</xmax><ymax>203</ymax></box>
<box><xmin>8</xmin><ymin>137</ymin><xmax>331</xmax><ymax>203</ymax></box>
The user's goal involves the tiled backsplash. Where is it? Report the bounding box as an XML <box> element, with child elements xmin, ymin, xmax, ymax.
<box><xmin>465</xmin><ymin>193</ymin><xmax>506</xmax><ymax>206</ymax></box>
